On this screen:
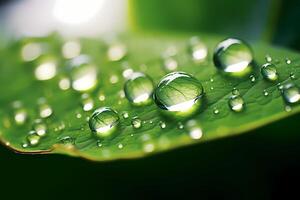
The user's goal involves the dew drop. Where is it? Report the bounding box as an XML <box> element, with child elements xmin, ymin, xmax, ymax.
<box><xmin>81</xmin><ymin>94</ymin><xmax>94</xmax><ymax>111</ymax></box>
<box><xmin>281</xmin><ymin>83</ymin><xmax>300</xmax><ymax>104</ymax></box>
<box><xmin>188</xmin><ymin>36</ymin><xmax>208</xmax><ymax>62</ymax></box>
<box><xmin>131</xmin><ymin>117</ymin><xmax>142</xmax><ymax>129</ymax></box>
<box><xmin>122</xmin><ymin>68</ymin><xmax>134</xmax><ymax>79</ymax></box>
<box><xmin>290</xmin><ymin>72</ymin><xmax>296</xmax><ymax>80</ymax></box>
<box><xmin>68</xmin><ymin>55</ymin><xmax>98</xmax><ymax>92</ymax></box>
<box><xmin>27</xmin><ymin>133</ymin><xmax>40</xmax><ymax>146</ymax></box>
<box><xmin>143</xmin><ymin>143</ymin><xmax>155</xmax><ymax>153</ymax></box>
<box><xmin>96</xmin><ymin>140</ymin><xmax>102</xmax><ymax>147</ymax></box>
<box><xmin>59</xmin><ymin>77</ymin><xmax>71</xmax><ymax>90</ymax></box>
<box><xmin>263</xmin><ymin>89</ymin><xmax>269</xmax><ymax>96</ymax></box>
<box><xmin>286</xmin><ymin>58</ymin><xmax>291</xmax><ymax>65</ymax></box>
<box><xmin>33</xmin><ymin>119</ymin><xmax>47</xmax><ymax>137</ymax></box>
<box><xmin>59</xmin><ymin>136</ymin><xmax>75</xmax><ymax>145</ymax></box>
<box><xmin>122</xmin><ymin>112</ymin><xmax>129</xmax><ymax>119</ymax></box>
<box><xmin>153</xmin><ymin>72</ymin><xmax>204</xmax><ymax>118</ymax></box>
<box><xmin>213</xmin><ymin>38</ymin><xmax>253</xmax><ymax>76</ymax></box>
<box><xmin>14</xmin><ymin>108</ymin><xmax>27</xmax><ymax>125</ymax></box>
<box><xmin>228</xmin><ymin>95</ymin><xmax>244</xmax><ymax>112</ymax></box>
<box><xmin>118</xmin><ymin>143</ymin><xmax>124</xmax><ymax>149</ymax></box>
<box><xmin>265</xmin><ymin>55</ymin><xmax>272</xmax><ymax>62</ymax></box>
<box><xmin>35</xmin><ymin>59</ymin><xmax>57</xmax><ymax>81</ymax></box>
<box><xmin>109</xmin><ymin>75</ymin><xmax>119</xmax><ymax>84</ymax></box>
<box><xmin>89</xmin><ymin>107</ymin><xmax>120</xmax><ymax>138</ymax></box>
<box><xmin>39</xmin><ymin>103</ymin><xmax>53</xmax><ymax>118</ymax></box>
<box><xmin>177</xmin><ymin>122</ymin><xmax>184</xmax><ymax>129</ymax></box>
<box><xmin>62</xmin><ymin>40</ymin><xmax>81</xmax><ymax>59</ymax></box>
<box><xmin>124</xmin><ymin>72</ymin><xmax>154</xmax><ymax>106</ymax></box>
<box><xmin>107</xmin><ymin>43</ymin><xmax>127</xmax><ymax>61</ymax></box>
<box><xmin>186</xmin><ymin>120</ymin><xmax>203</xmax><ymax>140</ymax></box>
<box><xmin>21</xmin><ymin>42</ymin><xmax>42</xmax><ymax>62</ymax></box>
<box><xmin>159</xmin><ymin>121</ymin><xmax>166</xmax><ymax>129</ymax></box>
<box><xmin>98</xmin><ymin>94</ymin><xmax>106</xmax><ymax>101</ymax></box>
<box><xmin>261</xmin><ymin>63</ymin><xmax>278</xmax><ymax>81</ymax></box>
<box><xmin>285</xmin><ymin>105</ymin><xmax>292</xmax><ymax>112</ymax></box>
<box><xmin>213</xmin><ymin>108</ymin><xmax>219</xmax><ymax>115</ymax></box>
<box><xmin>163</xmin><ymin>56</ymin><xmax>178</xmax><ymax>71</ymax></box>
<box><xmin>232</xmin><ymin>88</ymin><xmax>240</xmax><ymax>95</ymax></box>
<box><xmin>249</xmin><ymin>75</ymin><xmax>256</xmax><ymax>83</ymax></box>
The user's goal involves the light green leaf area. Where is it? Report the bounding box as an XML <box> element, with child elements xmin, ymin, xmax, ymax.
<box><xmin>0</xmin><ymin>33</ymin><xmax>299</xmax><ymax>161</ymax></box>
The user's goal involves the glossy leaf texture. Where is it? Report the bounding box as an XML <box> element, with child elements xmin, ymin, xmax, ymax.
<box><xmin>0</xmin><ymin>32</ymin><xmax>299</xmax><ymax>161</ymax></box>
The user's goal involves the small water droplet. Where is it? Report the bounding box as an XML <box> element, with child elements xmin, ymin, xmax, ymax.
<box><xmin>213</xmin><ymin>38</ymin><xmax>253</xmax><ymax>76</ymax></box>
<box><xmin>213</xmin><ymin>108</ymin><xmax>219</xmax><ymax>114</ymax></box>
<box><xmin>286</xmin><ymin>58</ymin><xmax>291</xmax><ymax>64</ymax></box>
<box><xmin>59</xmin><ymin>136</ymin><xmax>74</xmax><ymax>145</ymax></box>
<box><xmin>76</xmin><ymin>113</ymin><xmax>82</xmax><ymax>119</ymax></box>
<box><xmin>107</xmin><ymin>43</ymin><xmax>127</xmax><ymax>61</ymax></box>
<box><xmin>290</xmin><ymin>72</ymin><xmax>296</xmax><ymax>80</ymax></box>
<box><xmin>109</xmin><ymin>75</ymin><xmax>119</xmax><ymax>84</ymax></box>
<box><xmin>285</xmin><ymin>105</ymin><xmax>292</xmax><ymax>112</ymax></box>
<box><xmin>122</xmin><ymin>68</ymin><xmax>134</xmax><ymax>79</ymax></box>
<box><xmin>210</xmin><ymin>77</ymin><xmax>214</xmax><ymax>82</ymax></box>
<box><xmin>81</xmin><ymin>94</ymin><xmax>94</xmax><ymax>111</ymax></box>
<box><xmin>118</xmin><ymin>143</ymin><xmax>124</xmax><ymax>149</ymax></box>
<box><xmin>98</xmin><ymin>94</ymin><xmax>106</xmax><ymax>101</ymax></box>
<box><xmin>177</xmin><ymin>122</ymin><xmax>184</xmax><ymax>129</ymax></box>
<box><xmin>35</xmin><ymin>58</ymin><xmax>57</xmax><ymax>81</ymax></box>
<box><xmin>39</xmin><ymin>103</ymin><xmax>53</xmax><ymax>118</ymax></box>
<box><xmin>159</xmin><ymin>121</ymin><xmax>166</xmax><ymax>129</ymax></box>
<box><xmin>14</xmin><ymin>108</ymin><xmax>27</xmax><ymax>125</ymax></box>
<box><xmin>265</xmin><ymin>55</ymin><xmax>272</xmax><ymax>62</ymax></box>
<box><xmin>163</xmin><ymin>56</ymin><xmax>178</xmax><ymax>71</ymax></box>
<box><xmin>261</xmin><ymin>63</ymin><xmax>278</xmax><ymax>81</ymax></box>
<box><xmin>232</xmin><ymin>88</ymin><xmax>240</xmax><ymax>95</ymax></box>
<box><xmin>33</xmin><ymin>119</ymin><xmax>47</xmax><ymax>137</ymax></box>
<box><xmin>21</xmin><ymin>42</ymin><xmax>42</xmax><ymax>62</ymax></box>
<box><xmin>124</xmin><ymin>72</ymin><xmax>154</xmax><ymax>106</ymax></box>
<box><xmin>263</xmin><ymin>89</ymin><xmax>269</xmax><ymax>96</ymax></box>
<box><xmin>228</xmin><ymin>95</ymin><xmax>244</xmax><ymax>112</ymax></box>
<box><xmin>281</xmin><ymin>83</ymin><xmax>300</xmax><ymax>104</ymax></box>
<box><xmin>277</xmin><ymin>83</ymin><xmax>283</xmax><ymax>90</ymax></box>
<box><xmin>68</xmin><ymin>55</ymin><xmax>98</xmax><ymax>92</ymax></box>
<box><xmin>96</xmin><ymin>140</ymin><xmax>102</xmax><ymax>147</ymax></box>
<box><xmin>249</xmin><ymin>75</ymin><xmax>256</xmax><ymax>83</ymax></box>
<box><xmin>143</xmin><ymin>143</ymin><xmax>155</xmax><ymax>153</ymax></box>
<box><xmin>27</xmin><ymin>133</ymin><xmax>40</xmax><ymax>146</ymax></box>
<box><xmin>89</xmin><ymin>107</ymin><xmax>120</xmax><ymax>138</ymax></box>
<box><xmin>186</xmin><ymin>120</ymin><xmax>203</xmax><ymax>140</ymax></box>
<box><xmin>59</xmin><ymin>77</ymin><xmax>71</xmax><ymax>90</ymax></box>
<box><xmin>188</xmin><ymin>36</ymin><xmax>208</xmax><ymax>62</ymax></box>
<box><xmin>131</xmin><ymin>117</ymin><xmax>142</xmax><ymax>129</ymax></box>
<box><xmin>153</xmin><ymin>72</ymin><xmax>204</xmax><ymax>118</ymax></box>
<box><xmin>62</xmin><ymin>40</ymin><xmax>81</xmax><ymax>59</ymax></box>
<box><xmin>122</xmin><ymin>112</ymin><xmax>129</xmax><ymax>119</ymax></box>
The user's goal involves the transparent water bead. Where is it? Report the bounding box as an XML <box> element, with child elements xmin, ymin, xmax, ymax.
<box><xmin>21</xmin><ymin>42</ymin><xmax>43</xmax><ymax>62</ymax></box>
<box><xmin>188</xmin><ymin>36</ymin><xmax>208</xmax><ymax>62</ymax></box>
<box><xmin>213</xmin><ymin>38</ymin><xmax>253</xmax><ymax>76</ymax></box>
<box><xmin>282</xmin><ymin>83</ymin><xmax>300</xmax><ymax>104</ymax></box>
<box><xmin>33</xmin><ymin>119</ymin><xmax>47</xmax><ymax>137</ymax></box>
<box><xmin>131</xmin><ymin>117</ymin><xmax>142</xmax><ymax>129</ymax></box>
<box><xmin>62</xmin><ymin>40</ymin><xmax>81</xmax><ymax>59</ymax></box>
<box><xmin>89</xmin><ymin>107</ymin><xmax>120</xmax><ymax>138</ymax></box>
<box><xmin>81</xmin><ymin>94</ymin><xmax>94</xmax><ymax>111</ymax></box>
<box><xmin>68</xmin><ymin>55</ymin><xmax>98</xmax><ymax>92</ymax></box>
<box><xmin>261</xmin><ymin>63</ymin><xmax>278</xmax><ymax>81</ymax></box>
<box><xmin>163</xmin><ymin>56</ymin><xmax>178</xmax><ymax>71</ymax></box>
<box><xmin>124</xmin><ymin>72</ymin><xmax>154</xmax><ymax>106</ymax></box>
<box><xmin>228</xmin><ymin>95</ymin><xmax>244</xmax><ymax>112</ymax></box>
<box><xmin>186</xmin><ymin>120</ymin><xmax>203</xmax><ymax>140</ymax></box>
<box><xmin>153</xmin><ymin>72</ymin><xmax>204</xmax><ymax>117</ymax></box>
<box><xmin>34</xmin><ymin>57</ymin><xmax>57</xmax><ymax>81</ymax></box>
<box><xmin>107</xmin><ymin>43</ymin><xmax>127</xmax><ymax>61</ymax></box>
<box><xmin>27</xmin><ymin>133</ymin><xmax>40</xmax><ymax>146</ymax></box>
<box><xmin>12</xmin><ymin>101</ymin><xmax>27</xmax><ymax>125</ymax></box>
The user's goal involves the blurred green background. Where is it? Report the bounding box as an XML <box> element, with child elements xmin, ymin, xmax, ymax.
<box><xmin>1</xmin><ymin>0</ymin><xmax>300</xmax><ymax>199</ymax></box>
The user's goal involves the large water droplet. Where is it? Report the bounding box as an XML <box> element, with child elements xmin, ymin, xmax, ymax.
<box><xmin>153</xmin><ymin>72</ymin><xmax>204</xmax><ymax>117</ymax></box>
<box><xmin>213</xmin><ymin>38</ymin><xmax>253</xmax><ymax>76</ymax></box>
<box><xmin>228</xmin><ymin>95</ymin><xmax>244</xmax><ymax>112</ymax></box>
<box><xmin>261</xmin><ymin>63</ymin><xmax>278</xmax><ymax>81</ymax></box>
<box><xmin>68</xmin><ymin>55</ymin><xmax>98</xmax><ymax>92</ymax></box>
<box><xmin>188</xmin><ymin>36</ymin><xmax>208</xmax><ymax>62</ymax></box>
<box><xmin>89</xmin><ymin>107</ymin><xmax>120</xmax><ymax>138</ymax></box>
<box><xmin>124</xmin><ymin>72</ymin><xmax>154</xmax><ymax>106</ymax></box>
<box><xmin>282</xmin><ymin>83</ymin><xmax>300</xmax><ymax>104</ymax></box>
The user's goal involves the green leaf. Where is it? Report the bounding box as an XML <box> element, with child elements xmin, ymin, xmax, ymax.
<box><xmin>0</xmin><ymin>32</ymin><xmax>299</xmax><ymax>161</ymax></box>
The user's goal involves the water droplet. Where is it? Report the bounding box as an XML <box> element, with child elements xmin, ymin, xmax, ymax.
<box><xmin>159</xmin><ymin>121</ymin><xmax>166</xmax><ymax>129</ymax></box>
<box><xmin>290</xmin><ymin>72</ymin><xmax>296</xmax><ymax>80</ymax></box>
<box><xmin>177</xmin><ymin>122</ymin><xmax>184</xmax><ymax>129</ymax></box>
<box><xmin>76</xmin><ymin>113</ymin><xmax>82</xmax><ymax>119</ymax></box>
<box><xmin>265</xmin><ymin>55</ymin><xmax>272</xmax><ymax>62</ymax></box>
<box><xmin>131</xmin><ymin>117</ymin><xmax>142</xmax><ymax>129</ymax></box>
<box><xmin>118</xmin><ymin>143</ymin><xmax>124</xmax><ymax>149</ymax></box>
<box><xmin>210</xmin><ymin>77</ymin><xmax>214</xmax><ymax>82</ymax></box>
<box><xmin>81</xmin><ymin>94</ymin><xmax>94</xmax><ymax>111</ymax></box>
<box><xmin>39</xmin><ymin>103</ymin><xmax>53</xmax><ymax>118</ymax></box>
<box><xmin>96</xmin><ymin>140</ymin><xmax>102</xmax><ymax>147</ymax></box>
<box><xmin>89</xmin><ymin>107</ymin><xmax>120</xmax><ymax>138</ymax></box>
<box><xmin>124</xmin><ymin>72</ymin><xmax>154</xmax><ymax>106</ymax></box>
<box><xmin>210</xmin><ymin>86</ymin><xmax>214</xmax><ymax>90</ymax></box>
<box><xmin>213</xmin><ymin>108</ymin><xmax>219</xmax><ymax>114</ymax></box>
<box><xmin>27</xmin><ymin>133</ymin><xmax>40</xmax><ymax>146</ymax></box>
<box><xmin>286</xmin><ymin>58</ymin><xmax>291</xmax><ymax>64</ymax></box>
<box><xmin>281</xmin><ymin>83</ymin><xmax>300</xmax><ymax>104</ymax></box>
<box><xmin>122</xmin><ymin>112</ymin><xmax>129</xmax><ymax>119</ymax></box>
<box><xmin>107</xmin><ymin>43</ymin><xmax>127</xmax><ymax>61</ymax></box>
<box><xmin>163</xmin><ymin>56</ymin><xmax>178</xmax><ymax>71</ymax></box>
<box><xmin>261</xmin><ymin>63</ymin><xmax>278</xmax><ymax>81</ymax></box>
<box><xmin>59</xmin><ymin>136</ymin><xmax>75</xmax><ymax>145</ymax></box>
<box><xmin>143</xmin><ymin>143</ymin><xmax>155</xmax><ymax>153</ymax></box>
<box><xmin>35</xmin><ymin>59</ymin><xmax>57</xmax><ymax>81</ymax></box>
<box><xmin>14</xmin><ymin>108</ymin><xmax>27</xmax><ymax>125</ymax></box>
<box><xmin>232</xmin><ymin>88</ymin><xmax>240</xmax><ymax>95</ymax></box>
<box><xmin>249</xmin><ymin>75</ymin><xmax>256</xmax><ymax>83</ymax></box>
<box><xmin>109</xmin><ymin>75</ymin><xmax>119</xmax><ymax>84</ymax></box>
<box><xmin>228</xmin><ymin>95</ymin><xmax>244</xmax><ymax>112</ymax></box>
<box><xmin>59</xmin><ymin>77</ymin><xmax>71</xmax><ymax>90</ymax></box>
<box><xmin>122</xmin><ymin>68</ymin><xmax>134</xmax><ymax>79</ymax></box>
<box><xmin>186</xmin><ymin>120</ymin><xmax>203</xmax><ymax>140</ymax></box>
<box><xmin>213</xmin><ymin>38</ymin><xmax>253</xmax><ymax>76</ymax></box>
<box><xmin>33</xmin><ymin>119</ymin><xmax>47</xmax><ymax>137</ymax></box>
<box><xmin>263</xmin><ymin>89</ymin><xmax>269</xmax><ymax>96</ymax></box>
<box><xmin>68</xmin><ymin>55</ymin><xmax>98</xmax><ymax>92</ymax></box>
<box><xmin>188</xmin><ymin>36</ymin><xmax>208</xmax><ymax>62</ymax></box>
<box><xmin>21</xmin><ymin>42</ymin><xmax>43</xmax><ymax>62</ymax></box>
<box><xmin>153</xmin><ymin>72</ymin><xmax>204</xmax><ymax>118</ymax></box>
<box><xmin>98</xmin><ymin>94</ymin><xmax>106</xmax><ymax>101</ymax></box>
<box><xmin>277</xmin><ymin>83</ymin><xmax>283</xmax><ymax>90</ymax></box>
<box><xmin>285</xmin><ymin>105</ymin><xmax>292</xmax><ymax>112</ymax></box>
<box><xmin>62</xmin><ymin>40</ymin><xmax>81</xmax><ymax>59</ymax></box>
